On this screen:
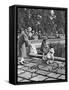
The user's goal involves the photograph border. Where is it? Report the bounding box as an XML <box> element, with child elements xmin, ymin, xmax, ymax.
<box><xmin>14</xmin><ymin>5</ymin><xmax>67</xmax><ymax>85</ymax></box>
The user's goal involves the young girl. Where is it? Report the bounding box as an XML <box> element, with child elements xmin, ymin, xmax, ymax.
<box><xmin>40</xmin><ymin>38</ymin><xmax>49</xmax><ymax>55</ymax></box>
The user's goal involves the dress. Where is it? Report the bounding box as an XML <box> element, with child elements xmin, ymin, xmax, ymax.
<box><xmin>40</xmin><ymin>40</ymin><xmax>49</xmax><ymax>55</ymax></box>
<box><xmin>18</xmin><ymin>32</ymin><xmax>29</xmax><ymax>58</ymax></box>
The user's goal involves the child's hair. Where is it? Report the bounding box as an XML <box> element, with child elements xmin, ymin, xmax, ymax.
<box><xmin>42</xmin><ymin>37</ymin><xmax>48</xmax><ymax>46</ymax></box>
<box><xmin>41</xmin><ymin>38</ymin><xmax>48</xmax><ymax>49</ymax></box>
<box><xmin>49</xmin><ymin>44</ymin><xmax>54</xmax><ymax>48</ymax></box>
<box><xmin>42</xmin><ymin>39</ymin><xmax>46</xmax><ymax>44</ymax></box>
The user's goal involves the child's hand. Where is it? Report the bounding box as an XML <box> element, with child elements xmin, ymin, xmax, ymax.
<box><xmin>42</xmin><ymin>54</ymin><xmax>47</xmax><ymax>61</ymax></box>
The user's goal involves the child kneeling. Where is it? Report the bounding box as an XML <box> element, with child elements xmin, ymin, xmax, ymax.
<box><xmin>42</xmin><ymin>46</ymin><xmax>55</xmax><ymax>64</ymax></box>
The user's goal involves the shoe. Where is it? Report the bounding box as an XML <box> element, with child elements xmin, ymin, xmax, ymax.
<box><xmin>20</xmin><ymin>57</ymin><xmax>25</xmax><ymax>64</ymax></box>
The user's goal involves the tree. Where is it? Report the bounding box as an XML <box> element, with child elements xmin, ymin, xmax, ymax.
<box><xmin>18</xmin><ymin>8</ymin><xmax>65</xmax><ymax>35</ymax></box>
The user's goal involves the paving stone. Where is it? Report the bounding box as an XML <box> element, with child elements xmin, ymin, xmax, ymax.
<box><xmin>55</xmin><ymin>61</ymin><xmax>62</xmax><ymax>64</ymax></box>
<box><xmin>18</xmin><ymin>69</ymin><xmax>24</xmax><ymax>74</ymax></box>
<box><xmin>40</xmin><ymin>65</ymin><xmax>52</xmax><ymax>71</ymax></box>
<box><xmin>58</xmin><ymin>75</ymin><xmax>65</xmax><ymax>79</ymax></box>
<box><xmin>18</xmin><ymin>65</ymin><xmax>24</xmax><ymax>69</ymax></box>
<box><xmin>18</xmin><ymin>57</ymin><xmax>66</xmax><ymax>82</ymax></box>
<box><xmin>31</xmin><ymin>75</ymin><xmax>47</xmax><ymax>81</ymax></box>
<box><xmin>24</xmin><ymin>59</ymin><xmax>33</xmax><ymax>63</ymax></box>
<box><xmin>51</xmin><ymin>69</ymin><xmax>58</xmax><ymax>73</ymax></box>
<box><xmin>18</xmin><ymin>77</ymin><xmax>23</xmax><ymax>82</ymax></box>
<box><xmin>36</xmin><ymin>70</ymin><xmax>49</xmax><ymax>76</ymax></box>
<box><xmin>23</xmin><ymin>61</ymin><xmax>29</xmax><ymax>64</ymax></box>
<box><xmin>57</xmin><ymin>68</ymin><xmax>65</xmax><ymax>74</ymax></box>
<box><xmin>45</xmin><ymin>78</ymin><xmax>57</xmax><ymax>80</ymax></box>
<box><xmin>32</xmin><ymin>58</ymin><xmax>40</xmax><ymax>61</ymax></box>
<box><xmin>31</xmin><ymin>59</ymin><xmax>42</xmax><ymax>63</ymax></box>
<box><xmin>32</xmin><ymin>73</ymin><xmax>37</xmax><ymax>77</ymax></box>
<box><xmin>24</xmin><ymin>63</ymin><xmax>36</xmax><ymax>67</ymax></box>
<box><xmin>20</xmin><ymin>79</ymin><xmax>30</xmax><ymax>82</ymax></box>
<box><xmin>38</xmin><ymin>65</ymin><xmax>45</xmax><ymax>69</ymax></box>
<box><xmin>18</xmin><ymin>72</ymin><xmax>32</xmax><ymax>79</ymax></box>
<box><xmin>41</xmin><ymin>62</ymin><xmax>49</xmax><ymax>66</ymax></box>
<box><xmin>47</xmin><ymin>72</ymin><xmax>60</xmax><ymax>78</ymax></box>
<box><xmin>21</xmin><ymin>66</ymin><xmax>29</xmax><ymax>71</ymax></box>
<box><xmin>51</xmin><ymin>63</ymin><xmax>59</xmax><ymax>69</ymax></box>
<box><xmin>27</xmin><ymin>68</ymin><xmax>37</xmax><ymax>73</ymax></box>
<box><xmin>58</xmin><ymin>63</ymin><xmax>65</xmax><ymax>68</ymax></box>
<box><xmin>33</xmin><ymin>57</ymin><xmax>40</xmax><ymax>60</ymax></box>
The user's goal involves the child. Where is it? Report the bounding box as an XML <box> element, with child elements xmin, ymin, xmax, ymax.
<box><xmin>40</xmin><ymin>38</ymin><xmax>49</xmax><ymax>55</ymax></box>
<box><xmin>46</xmin><ymin>47</ymin><xmax>55</xmax><ymax>64</ymax></box>
<box><xmin>43</xmin><ymin>44</ymin><xmax>55</xmax><ymax>64</ymax></box>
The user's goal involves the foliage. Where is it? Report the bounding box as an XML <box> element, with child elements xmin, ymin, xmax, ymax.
<box><xmin>18</xmin><ymin>8</ymin><xmax>65</xmax><ymax>35</ymax></box>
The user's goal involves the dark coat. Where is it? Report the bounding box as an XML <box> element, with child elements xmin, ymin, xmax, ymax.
<box><xmin>40</xmin><ymin>40</ymin><xmax>49</xmax><ymax>54</ymax></box>
<box><xmin>18</xmin><ymin>32</ymin><xmax>30</xmax><ymax>58</ymax></box>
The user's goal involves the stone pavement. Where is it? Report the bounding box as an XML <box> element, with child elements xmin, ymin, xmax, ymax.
<box><xmin>17</xmin><ymin>57</ymin><xmax>65</xmax><ymax>82</ymax></box>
